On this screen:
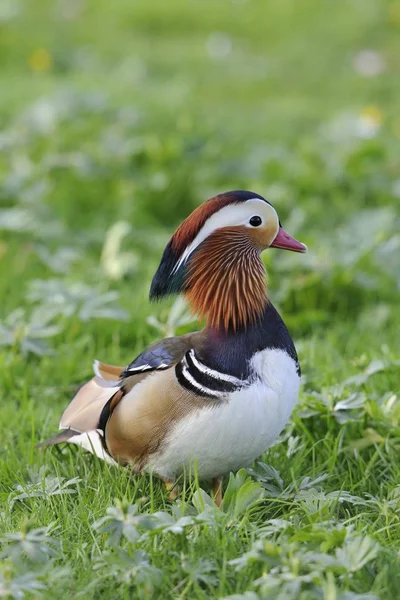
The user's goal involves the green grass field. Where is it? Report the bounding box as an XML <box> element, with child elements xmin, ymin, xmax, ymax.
<box><xmin>1</xmin><ymin>0</ymin><xmax>399</xmax><ymax>597</ymax></box>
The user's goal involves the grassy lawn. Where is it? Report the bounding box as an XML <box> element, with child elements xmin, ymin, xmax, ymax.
<box><xmin>1</xmin><ymin>0</ymin><xmax>399</xmax><ymax>597</ymax></box>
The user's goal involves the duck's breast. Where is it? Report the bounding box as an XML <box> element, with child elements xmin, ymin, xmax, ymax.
<box><xmin>148</xmin><ymin>348</ymin><xmax>300</xmax><ymax>480</ymax></box>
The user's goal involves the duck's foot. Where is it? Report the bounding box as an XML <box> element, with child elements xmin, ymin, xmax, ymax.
<box><xmin>211</xmin><ymin>476</ymin><xmax>223</xmax><ymax>507</ymax></box>
<box><xmin>164</xmin><ymin>479</ymin><xmax>179</xmax><ymax>501</ymax></box>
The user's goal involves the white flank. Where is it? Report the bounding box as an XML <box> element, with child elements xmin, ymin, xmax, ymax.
<box><xmin>148</xmin><ymin>348</ymin><xmax>300</xmax><ymax>480</ymax></box>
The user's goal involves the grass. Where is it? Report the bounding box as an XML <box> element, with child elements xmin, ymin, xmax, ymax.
<box><xmin>0</xmin><ymin>0</ymin><xmax>399</xmax><ymax>597</ymax></box>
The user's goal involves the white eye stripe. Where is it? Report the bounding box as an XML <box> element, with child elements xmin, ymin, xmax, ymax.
<box><xmin>172</xmin><ymin>199</ymin><xmax>277</xmax><ymax>275</ymax></box>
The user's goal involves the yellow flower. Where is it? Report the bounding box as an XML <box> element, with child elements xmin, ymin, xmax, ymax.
<box><xmin>388</xmin><ymin>2</ymin><xmax>400</xmax><ymax>27</ymax></box>
<box><xmin>28</xmin><ymin>48</ymin><xmax>53</xmax><ymax>73</ymax></box>
<box><xmin>360</xmin><ymin>105</ymin><xmax>383</xmax><ymax>125</ymax></box>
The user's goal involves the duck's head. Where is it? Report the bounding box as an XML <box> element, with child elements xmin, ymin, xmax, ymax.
<box><xmin>150</xmin><ymin>190</ymin><xmax>306</xmax><ymax>331</ymax></box>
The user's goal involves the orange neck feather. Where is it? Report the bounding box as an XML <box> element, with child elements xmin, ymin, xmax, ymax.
<box><xmin>185</xmin><ymin>228</ymin><xmax>267</xmax><ymax>332</ymax></box>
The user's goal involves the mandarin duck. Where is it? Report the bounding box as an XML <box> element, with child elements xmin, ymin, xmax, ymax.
<box><xmin>39</xmin><ymin>190</ymin><xmax>306</xmax><ymax>505</ymax></box>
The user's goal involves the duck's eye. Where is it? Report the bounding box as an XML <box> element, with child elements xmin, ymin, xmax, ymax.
<box><xmin>249</xmin><ymin>215</ymin><xmax>262</xmax><ymax>227</ymax></box>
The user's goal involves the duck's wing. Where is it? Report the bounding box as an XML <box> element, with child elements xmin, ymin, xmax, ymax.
<box><xmin>37</xmin><ymin>330</ymin><xmax>206</xmax><ymax>459</ymax></box>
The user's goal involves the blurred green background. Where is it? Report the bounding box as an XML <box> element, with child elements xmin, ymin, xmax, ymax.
<box><xmin>1</xmin><ymin>0</ymin><xmax>399</xmax><ymax>598</ymax></box>
<box><xmin>0</xmin><ymin>0</ymin><xmax>399</xmax><ymax>335</ymax></box>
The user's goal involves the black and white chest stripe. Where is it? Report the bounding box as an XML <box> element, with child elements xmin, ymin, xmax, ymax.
<box><xmin>175</xmin><ymin>349</ymin><xmax>246</xmax><ymax>399</ymax></box>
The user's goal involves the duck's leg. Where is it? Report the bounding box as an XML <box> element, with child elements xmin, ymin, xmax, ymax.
<box><xmin>164</xmin><ymin>478</ymin><xmax>179</xmax><ymax>501</ymax></box>
<box><xmin>211</xmin><ymin>476</ymin><xmax>223</xmax><ymax>507</ymax></box>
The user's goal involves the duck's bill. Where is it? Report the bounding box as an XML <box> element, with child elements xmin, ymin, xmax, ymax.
<box><xmin>270</xmin><ymin>227</ymin><xmax>307</xmax><ymax>253</ymax></box>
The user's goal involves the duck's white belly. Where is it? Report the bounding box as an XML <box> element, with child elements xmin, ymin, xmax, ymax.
<box><xmin>148</xmin><ymin>348</ymin><xmax>300</xmax><ymax>480</ymax></box>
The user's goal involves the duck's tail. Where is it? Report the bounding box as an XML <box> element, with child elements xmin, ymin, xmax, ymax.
<box><xmin>36</xmin><ymin>360</ymin><xmax>124</xmax><ymax>465</ymax></box>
